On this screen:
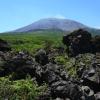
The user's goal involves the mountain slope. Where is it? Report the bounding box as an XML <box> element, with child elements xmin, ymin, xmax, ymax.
<box><xmin>14</xmin><ymin>18</ymin><xmax>88</xmax><ymax>32</ymax></box>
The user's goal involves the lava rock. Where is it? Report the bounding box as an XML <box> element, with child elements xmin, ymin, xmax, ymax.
<box><xmin>95</xmin><ymin>92</ymin><xmax>100</xmax><ymax>100</ymax></box>
<box><xmin>51</xmin><ymin>80</ymin><xmax>82</xmax><ymax>100</ymax></box>
<box><xmin>0</xmin><ymin>39</ymin><xmax>11</xmax><ymax>51</ymax></box>
<box><xmin>0</xmin><ymin>51</ymin><xmax>36</xmax><ymax>79</ymax></box>
<box><xmin>63</xmin><ymin>29</ymin><xmax>92</xmax><ymax>56</ymax></box>
<box><xmin>92</xmin><ymin>35</ymin><xmax>100</xmax><ymax>53</ymax></box>
<box><xmin>81</xmin><ymin>86</ymin><xmax>95</xmax><ymax>100</ymax></box>
<box><xmin>34</xmin><ymin>63</ymin><xmax>69</xmax><ymax>85</ymax></box>
<box><xmin>82</xmin><ymin>61</ymin><xmax>100</xmax><ymax>93</ymax></box>
<box><xmin>35</xmin><ymin>49</ymin><xmax>49</xmax><ymax>65</ymax></box>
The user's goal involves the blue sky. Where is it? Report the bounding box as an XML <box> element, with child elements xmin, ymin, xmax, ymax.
<box><xmin>0</xmin><ymin>0</ymin><xmax>100</xmax><ymax>32</ymax></box>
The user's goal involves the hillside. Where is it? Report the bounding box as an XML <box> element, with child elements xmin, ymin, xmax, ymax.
<box><xmin>12</xmin><ymin>18</ymin><xmax>100</xmax><ymax>36</ymax></box>
<box><xmin>0</xmin><ymin>30</ymin><xmax>64</xmax><ymax>53</ymax></box>
<box><xmin>14</xmin><ymin>18</ymin><xmax>87</xmax><ymax>32</ymax></box>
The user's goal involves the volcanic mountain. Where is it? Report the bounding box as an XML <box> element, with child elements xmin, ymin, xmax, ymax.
<box><xmin>14</xmin><ymin>18</ymin><xmax>100</xmax><ymax>35</ymax></box>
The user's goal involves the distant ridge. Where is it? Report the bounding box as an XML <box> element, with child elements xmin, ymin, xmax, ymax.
<box><xmin>13</xmin><ymin>18</ymin><xmax>87</xmax><ymax>32</ymax></box>
<box><xmin>13</xmin><ymin>18</ymin><xmax>100</xmax><ymax>35</ymax></box>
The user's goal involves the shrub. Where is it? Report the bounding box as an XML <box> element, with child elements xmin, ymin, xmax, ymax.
<box><xmin>0</xmin><ymin>77</ymin><xmax>47</xmax><ymax>100</ymax></box>
<box><xmin>55</xmin><ymin>56</ymin><xmax>66</xmax><ymax>65</ymax></box>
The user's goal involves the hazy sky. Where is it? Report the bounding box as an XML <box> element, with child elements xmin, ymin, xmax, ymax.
<box><xmin>0</xmin><ymin>0</ymin><xmax>100</xmax><ymax>32</ymax></box>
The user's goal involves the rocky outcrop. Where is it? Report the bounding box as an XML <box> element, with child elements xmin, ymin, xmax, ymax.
<box><xmin>0</xmin><ymin>50</ymin><xmax>83</xmax><ymax>99</ymax></box>
<box><xmin>81</xmin><ymin>54</ymin><xmax>100</xmax><ymax>93</ymax></box>
<box><xmin>0</xmin><ymin>51</ymin><xmax>35</xmax><ymax>79</ymax></box>
<box><xmin>0</xmin><ymin>39</ymin><xmax>11</xmax><ymax>51</ymax></box>
<box><xmin>31</xmin><ymin>50</ymin><xmax>100</xmax><ymax>99</ymax></box>
<box><xmin>0</xmin><ymin>31</ymin><xmax>100</xmax><ymax>99</ymax></box>
<box><xmin>35</xmin><ymin>49</ymin><xmax>49</xmax><ymax>65</ymax></box>
<box><xmin>0</xmin><ymin>50</ymin><xmax>100</xmax><ymax>99</ymax></box>
<box><xmin>92</xmin><ymin>35</ymin><xmax>100</xmax><ymax>52</ymax></box>
<box><xmin>63</xmin><ymin>29</ymin><xmax>100</xmax><ymax>56</ymax></box>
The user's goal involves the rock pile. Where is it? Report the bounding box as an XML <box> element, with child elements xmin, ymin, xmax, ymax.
<box><xmin>63</xmin><ymin>29</ymin><xmax>100</xmax><ymax>56</ymax></box>
<box><xmin>0</xmin><ymin>30</ymin><xmax>100</xmax><ymax>100</ymax></box>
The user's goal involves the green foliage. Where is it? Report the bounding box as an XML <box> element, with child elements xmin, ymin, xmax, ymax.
<box><xmin>55</xmin><ymin>56</ymin><xmax>67</xmax><ymax>65</ymax></box>
<box><xmin>64</xmin><ymin>58</ymin><xmax>77</xmax><ymax>77</ymax></box>
<box><xmin>0</xmin><ymin>30</ymin><xmax>63</xmax><ymax>54</ymax></box>
<box><xmin>0</xmin><ymin>30</ymin><xmax>97</xmax><ymax>99</ymax></box>
<box><xmin>64</xmin><ymin>53</ymin><xmax>95</xmax><ymax>77</ymax></box>
<box><xmin>0</xmin><ymin>31</ymin><xmax>63</xmax><ymax>99</ymax></box>
<box><xmin>54</xmin><ymin>55</ymin><xmax>77</xmax><ymax>76</ymax></box>
<box><xmin>75</xmin><ymin>53</ymin><xmax>95</xmax><ymax>68</ymax></box>
<box><xmin>0</xmin><ymin>77</ymin><xmax>47</xmax><ymax>100</ymax></box>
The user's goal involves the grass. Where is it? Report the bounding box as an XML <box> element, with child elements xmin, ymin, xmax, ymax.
<box><xmin>0</xmin><ymin>76</ymin><xmax>47</xmax><ymax>100</ymax></box>
<box><xmin>0</xmin><ymin>30</ymin><xmax>97</xmax><ymax>99</ymax></box>
<box><xmin>0</xmin><ymin>30</ymin><xmax>65</xmax><ymax>99</ymax></box>
<box><xmin>0</xmin><ymin>30</ymin><xmax>64</xmax><ymax>53</ymax></box>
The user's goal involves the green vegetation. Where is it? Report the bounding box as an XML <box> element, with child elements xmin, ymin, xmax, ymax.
<box><xmin>0</xmin><ymin>30</ymin><xmax>64</xmax><ymax>99</ymax></box>
<box><xmin>0</xmin><ymin>30</ymin><xmax>96</xmax><ymax>99</ymax></box>
<box><xmin>0</xmin><ymin>76</ymin><xmax>47</xmax><ymax>100</ymax></box>
<box><xmin>0</xmin><ymin>30</ymin><xmax>64</xmax><ymax>53</ymax></box>
<box><xmin>55</xmin><ymin>55</ymin><xmax>77</xmax><ymax>76</ymax></box>
<box><xmin>1</xmin><ymin>30</ymin><xmax>93</xmax><ymax>79</ymax></box>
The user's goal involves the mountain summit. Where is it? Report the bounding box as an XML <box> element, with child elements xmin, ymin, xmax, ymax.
<box><xmin>14</xmin><ymin>18</ymin><xmax>88</xmax><ymax>32</ymax></box>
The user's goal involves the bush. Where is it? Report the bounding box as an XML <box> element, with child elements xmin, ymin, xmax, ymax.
<box><xmin>0</xmin><ymin>77</ymin><xmax>47</xmax><ymax>100</ymax></box>
<box><xmin>55</xmin><ymin>56</ymin><xmax>66</xmax><ymax>65</ymax></box>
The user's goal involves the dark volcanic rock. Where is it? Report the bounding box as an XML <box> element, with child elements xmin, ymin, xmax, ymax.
<box><xmin>0</xmin><ymin>51</ymin><xmax>36</xmax><ymax>79</ymax></box>
<box><xmin>33</xmin><ymin>63</ymin><xmax>69</xmax><ymax>85</ymax></box>
<box><xmin>95</xmin><ymin>92</ymin><xmax>100</xmax><ymax>100</ymax></box>
<box><xmin>76</xmin><ymin>53</ymin><xmax>100</xmax><ymax>93</ymax></box>
<box><xmin>92</xmin><ymin>35</ymin><xmax>100</xmax><ymax>52</ymax></box>
<box><xmin>35</xmin><ymin>49</ymin><xmax>49</xmax><ymax>65</ymax></box>
<box><xmin>0</xmin><ymin>51</ymin><xmax>13</xmax><ymax>76</ymax></box>
<box><xmin>82</xmin><ymin>67</ymin><xmax>100</xmax><ymax>93</ymax></box>
<box><xmin>0</xmin><ymin>30</ymin><xmax>100</xmax><ymax>99</ymax></box>
<box><xmin>81</xmin><ymin>86</ymin><xmax>95</xmax><ymax>100</ymax></box>
<box><xmin>63</xmin><ymin>29</ymin><xmax>100</xmax><ymax>56</ymax></box>
<box><xmin>0</xmin><ymin>39</ymin><xmax>11</xmax><ymax>51</ymax></box>
<box><xmin>51</xmin><ymin>80</ymin><xmax>82</xmax><ymax>100</ymax></box>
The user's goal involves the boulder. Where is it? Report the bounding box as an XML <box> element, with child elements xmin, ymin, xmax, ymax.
<box><xmin>62</xmin><ymin>29</ymin><xmax>100</xmax><ymax>56</ymax></box>
<box><xmin>0</xmin><ymin>51</ymin><xmax>36</xmax><ymax>79</ymax></box>
<box><xmin>82</xmin><ymin>56</ymin><xmax>100</xmax><ymax>93</ymax></box>
<box><xmin>95</xmin><ymin>92</ymin><xmax>100</xmax><ymax>100</ymax></box>
<box><xmin>0</xmin><ymin>51</ymin><xmax>13</xmax><ymax>76</ymax></box>
<box><xmin>92</xmin><ymin>35</ymin><xmax>100</xmax><ymax>53</ymax></box>
<box><xmin>35</xmin><ymin>49</ymin><xmax>49</xmax><ymax>65</ymax></box>
<box><xmin>0</xmin><ymin>39</ymin><xmax>11</xmax><ymax>51</ymax></box>
<box><xmin>81</xmin><ymin>86</ymin><xmax>95</xmax><ymax>100</ymax></box>
<box><xmin>51</xmin><ymin>80</ymin><xmax>82</xmax><ymax>99</ymax></box>
<box><xmin>34</xmin><ymin>63</ymin><xmax>69</xmax><ymax>85</ymax></box>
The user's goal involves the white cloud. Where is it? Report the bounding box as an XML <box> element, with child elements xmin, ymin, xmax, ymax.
<box><xmin>44</xmin><ymin>14</ymin><xmax>66</xmax><ymax>19</ymax></box>
<box><xmin>43</xmin><ymin>14</ymin><xmax>66</xmax><ymax>19</ymax></box>
<box><xmin>54</xmin><ymin>14</ymin><xmax>66</xmax><ymax>19</ymax></box>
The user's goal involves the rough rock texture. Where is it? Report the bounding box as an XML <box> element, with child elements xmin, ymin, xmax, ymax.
<box><xmin>81</xmin><ymin>54</ymin><xmax>100</xmax><ymax>93</ymax></box>
<box><xmin>51</xmin><ymin>80</ymin><xmax>82</xmax><ymax>99</ymax></box>
<box><xmin>0</xmin><ymin>30</ymin><xmax>100</xmax><ymax>99</ymax></box>
<box><xmin>63</xmin><ymin>29</ymin><xmax>100</xmax><ymax>56</ymax></box>
<box><xmin>0</xmin><ymin>51</ymin><xmax>100</xmax><ymax>99</ymax></box>
<box><xmin>0</xmin><ymin>51</ymin><xmax>35</xmax><ymax>79</ymax></box>
<box><xmin>95</xmin><ymin>92</ymin><xmax>100</xmax><ymax>100</ymax></box>
<box><xmin>35</xmin><ymin>49</ymin><xmax>49</xmax><ymax>65</ymax></box>
<box><xmin>0</xmin><ymin>50</ymin><xmax>83</xmax><ymax>100</ymax></box>
<box><xmin>0</xmin><ymin>39</ymin><xmax>11</xmax><ymax>51</ymax></box>
<box><xmin>92</xmin><ymin>35</ymin><xmax>100</xmax><ymax>52</ymax></box>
